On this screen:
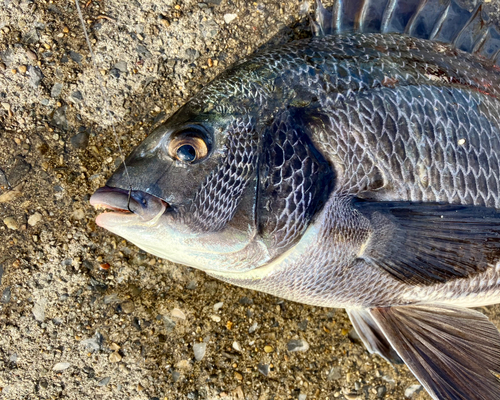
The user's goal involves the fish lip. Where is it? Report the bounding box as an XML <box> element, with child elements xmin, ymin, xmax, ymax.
<box><xmin>90</xmin><ymin>186</ymin><xmax>169</xmax><ymax>224</ymax></box>
<box><xmin>90</xmin><ymin>187</ymin><xmax>133</xmax><ymax>212</ymax></box>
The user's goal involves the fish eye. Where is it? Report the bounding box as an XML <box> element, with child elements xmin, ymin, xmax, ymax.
<box><xmin>176</xmin><ymin>144</ymin><xmax>197</xmax><ymax>162</ymax></box>
<box><xmin>168</xmin><ymin>133</ymin><xmax>209</xmax><ymax>163</ymax></box>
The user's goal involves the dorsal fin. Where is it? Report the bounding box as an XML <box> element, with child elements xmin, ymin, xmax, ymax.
<box><xmin>313</xmin><ymin>0</ymin><xmax>500</xmax><ymax>66</ymax></box>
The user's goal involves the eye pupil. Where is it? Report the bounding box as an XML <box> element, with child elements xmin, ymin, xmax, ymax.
<box><xmin>177</xmin><ymin>144</ymin><xmax>197</xmax><ymax>162</ymax></box>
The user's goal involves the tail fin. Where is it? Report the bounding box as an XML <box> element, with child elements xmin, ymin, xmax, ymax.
<box><xmin>313</xmin><ymin>0</ymin><xmax>500</xmax><ymax>66</ymax></box>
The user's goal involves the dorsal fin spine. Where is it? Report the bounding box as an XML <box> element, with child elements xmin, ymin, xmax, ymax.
<box><xmin>380</xmin><ymin>0</ymin><xmax>398</xmax><ymax>33</ymax></box>
<box><xmin>452</xmin><ymin>4</ymin><xmax>483</xmax><ymax>46</ymax></box>
<box><xmin>333</xmin><ymin>0</ymin><xmax>342</xmax><ymax>34</ymax></box>
<box><xmin>472</xmin><ymin>28</ymin><xmax>490</xmax><ymax>54</ymax></box>
<box><xmin>429</xmin><ymin>3</ymin><xmax>450</xmax><ymax>40</ymax></box>
<box><xmin>356</xmin><ymin>0</ymin><xmax>370</xmax><ymax>32</ymax></box>
<box><xmin>405</xmin><ymin>0</ymin><xmax>430</xmax><ymax>35</ymax></box>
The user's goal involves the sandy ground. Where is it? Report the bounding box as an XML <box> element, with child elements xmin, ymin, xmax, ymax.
<box><xmin>1</xmin><ymin>0</ymin><xmax>500</xmax><ymax>399</ymax></box>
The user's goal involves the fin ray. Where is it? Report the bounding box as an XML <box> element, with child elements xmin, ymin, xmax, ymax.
<box><xmin>354</xmin><ymin>200</ymin><xmax>500</xmax><ymax>285</ymax></box>
<box><xmin>347</xmin><ymin>308</ymin><xmax>403</xmax><ymax>364</ymax></box>
<box><xmin>370</xmin><ymin>305</ymin><xmax>500</xmax><ymax>400</ymax></box>
<box><xmin>314</xmin><ymin>0</ymin><xmax>500</xmax><ymax>65</ymax></box>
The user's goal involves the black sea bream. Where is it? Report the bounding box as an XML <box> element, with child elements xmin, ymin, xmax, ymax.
<box><xmin>90</xmin><ymin>1</ymin><xmax>500</xmax><ymax>398</ymax></box>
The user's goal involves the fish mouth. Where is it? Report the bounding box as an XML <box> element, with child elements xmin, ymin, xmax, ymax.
<box><xmin>90</xmin><ymin>186</ymin><xmax>168</xmax><ymax>227</ymax></box>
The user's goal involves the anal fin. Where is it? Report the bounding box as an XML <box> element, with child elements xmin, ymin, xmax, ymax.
<box><xmin>370</xmin><ymin>305</ymin><xmax>500</xmax><ymax>400</ymax></box>
<box><xmin>347</xmin><ymin>308</ymin><xmax>402</xmax><ymax>364</ymax></box>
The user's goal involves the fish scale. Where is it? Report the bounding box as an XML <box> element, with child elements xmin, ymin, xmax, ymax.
<box><xmin>321</xmin><ymin>85</ymin><xmax>500</xmax><ymax>206</ymax></box>
<box><xmin>90</xmin><ymin>1</ymin><xmax>500</xmax><ymax>399</ymax></box>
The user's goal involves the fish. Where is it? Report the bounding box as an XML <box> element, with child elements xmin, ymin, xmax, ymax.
<box><xmin>90</xmin><ymin>1</ymin><xmax>500</xmax><ymax>399</ymax></box>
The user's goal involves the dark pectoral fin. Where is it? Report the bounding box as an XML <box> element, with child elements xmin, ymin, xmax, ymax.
<box><xmin>370</xmin><ymin>305</ymin><xmax>500</xmax><ymax>400</ymax></box>
<box><xmin>347</xmin><ymin>308</ymin><xmax>402</xmax><ymax>364</ymax></box>
<box><xmin>354</xmin><ymin>201</ymin><xmax>500</xmax><ymax>285</ymax></box>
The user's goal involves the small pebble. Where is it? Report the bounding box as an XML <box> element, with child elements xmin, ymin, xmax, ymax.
<box><xmin>298</xmin><ymin>395</ymin><xmax>307</xmax><ymax>400</ymax></box>
<box><xmin>109</xmin><ymin>352</ymin><xmax>122</xmax><ymax>363</ymax></box>
<box><xmin>186</xmin><ymin>280</ymin><xmax>197</xmax><ymax>290</ymax></box>
<box><xmin>257</xmin><ymin>363</ymin><xmax>269</xmax><ymax>376</ymax></box>
<box><xmin>193</xmin><ymin>342</ymin><xmax>207</xmax><ymax>361</ymax></box>
<box><xmin>171</xmin><ymin>308</ymin><xmax>186</xmax><ymax>319</ymax></box>
<box><xmin>377</xmin><ymin>386</ymin><xmax>387</xmax><ymax>397</ymax></box>
<box><xmin>210</xmin><ymin>315</ymin><xmax>221</xmax><ymax>322</ymax></box>
<box><xmin>405</xmin><ymin>384</ymin><xmax>422</xmax><ymax>398</ymax></box>
<box><xmin>81</xmin><ymin>332</ymin><xmax>104</xmax><ymax>352</ymax></box>
<box><xmin>28</xmin><ymin>212</ymin><xmax>42</xmax><ymax>226</ymax></box>
<box><xmin>53</xmin><ymin>362</ymin><xmax>71</xmax><ymax>371</ymax></box>
<box><xmin>287</xmin><ymin>339</ymin><xmax>310</xmax><ymax>352</ymax></box>
<box><xmin>1</xmin><ymin>287</ymin><xmax>12</xmax><ymax>303</ymax></box>
<box><xmin>137</xmin><ymin>383</ymin><xmax>144</xmax><ymax>391</ymax></box>
<box><xmin>327</xmin><ymin>367</ymin><xmax>342</xmax><ymax>381</ymax></box>
<box><xmin>233</xmin><ymin>386</ymin><xmax>244</xmax><ymax>399</ymax></box>
<box><xmin>121</xmin><ymin>300</ymin><xmax>135</xmax><ymax>314</ymax></box>
<box><xmin>4</xmin><ymin>217</ymin><xmax>18</xmax><ymax>230</ymax></box>
<box><xmin>18</xmin><ymin>65</ymin><xmax>27</xmax><ymax>74</ymax></box>
<box><xmin>72</xmin><ymin>209</ymin><xmax>85</xmax><ymax>220</ymax></box>
<box><xmin>213</xmin><ymin>301</ymin><xmax>223</xmax><ymax>311</ymax></box>
<box><xmin>99</xmin><ymin>263</ymin><xmax>110</xmax><ymax>270</ymax></box>
<box><xmin>239</xmin><ymin>296</ymin><xmax>253</xmax><ymax>305</ymax></box>
<box><xmin>172</xmin><ymin>370</ymin><xmax>181</xmax><ymax>382</ymax></box>
<box><xmin>109</xmin><ymin>343</ymin><xmax>120</xmax><ymax>351</ymax></box>
<box><xmin>26</xmin><ymin>50</ymin><xmax>37</xmax><ymax>61</ymax></box>
<box><xmin>33</xmin><ymin>298</ymin><xmax>47</xmax><ymax>322</ymax></box>
<box><xmin>232</xmin><ymin>341</ymin><xmax>242</xmax><ymax>352</ymax></box>
<box><xmin>224</xmin><ymin>13</ymin><xmax>237</xmax><ymax>23</ymax></box>
<box><xmin>249</xmin><ymin>322</ymin><xmax>259</xmax><ymax>333</ymax></box>
<box><xmin>1</xmin><ymin>102</ymin><xmax>10</xmax><ymax>111</ymax></box>
<box><xmin>176</xmin><ymin>359</ymin><xmax>191</xmax><ymax>370</ymax></box>
<box><xmin>98</xmin><ymin>377</ymin><xmax>111</xmax><ymax>386</ymax></box>
<box><xmin>51</xmin><ymin>82</ymin><xmax>63</xmax><ymax>98</ymax></box>
<box><xmin>234</xmin><ymin>371</ymin><xmax>243</xmax><ymax>380</ymax></box>
<box><xmin>264</xmin><ymin>345</ymin><xmax>273</xmax><ymax>353</ymax></box>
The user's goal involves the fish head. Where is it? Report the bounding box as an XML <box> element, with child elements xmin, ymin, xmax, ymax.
<box><xmin>90</xmin><ymin>64</ymin><xmax>334</xmax><ymax>275</ymax></box>
<box><xmin>90</xmin><ymin>99</ymin><xmax>272</xmax><ymax>273</ymax></box>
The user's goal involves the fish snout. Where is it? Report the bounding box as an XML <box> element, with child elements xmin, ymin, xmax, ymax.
<box><xmin>90</xmin><ymin>186</ymin><xmax>168</xmax><ymax>221</ymax></box>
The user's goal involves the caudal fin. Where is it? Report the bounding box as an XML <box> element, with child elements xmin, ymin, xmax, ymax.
<box><xmin>313</xmin><ymin>0</ymin><xmax>500</xmax><ymax>66</ymax></box>
<box><xmin>370</xmin><ymin>304</ymin><xmax>500</xmax><ymax>400</ymax></box>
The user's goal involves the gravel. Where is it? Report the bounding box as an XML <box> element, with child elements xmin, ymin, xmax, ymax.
<box><xmin>1</xmin><ymin>0</ymin><xmax>498</xmax><ymax>399</ymax></box>
<box><xmin>193</xmin><ymin>342</ymin><xmax>207</xmax><ymax>361</ymax></box>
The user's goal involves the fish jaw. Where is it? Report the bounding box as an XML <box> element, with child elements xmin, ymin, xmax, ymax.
<box><xmin>90</xmin><ymin>186</ymin><xmax>168</xmax><ymax>224</ymax></box>
<box><xmin>90</xmin><ymin>187</ymin><xmax>271</xmax><ymax>273</ymax></box>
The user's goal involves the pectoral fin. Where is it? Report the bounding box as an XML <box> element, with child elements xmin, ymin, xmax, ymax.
<box><xmin>370</xmin><ymin>304</ymin><xmax>500</xmax><ymax>400</ymax></box>
<box><xmin>347</xmin><ymin>308</ymin><xmax>402</xmax><ymax>364</ymax></box>
<box><xmin>354</xmin><ymin>201</ymin><xmax>500</xmax><ymax>285</ymax></box>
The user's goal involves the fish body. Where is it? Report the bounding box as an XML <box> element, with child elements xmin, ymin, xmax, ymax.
<box><xmin>91</xmin><ymin>1</ymin><xmax>500</xmax><ymax>399</ymax></box>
